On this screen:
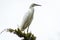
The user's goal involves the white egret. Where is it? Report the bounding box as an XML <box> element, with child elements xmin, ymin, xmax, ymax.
<box><xmin>20</xmin><ymin>3</ymin><xmax>41</xmax><ymax>32</ymax></box>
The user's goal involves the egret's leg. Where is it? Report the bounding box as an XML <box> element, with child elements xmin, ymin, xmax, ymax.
<box><xmin>27</xmin><ymin>27</ymin><xmax>29</xmax><ymax>33</ymax></box>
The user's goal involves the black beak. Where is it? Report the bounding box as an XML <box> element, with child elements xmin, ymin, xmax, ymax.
<box><xmin>36</xmin><ymin>4</ymin><xmax>42</xmax><ymax>6</ymax></box>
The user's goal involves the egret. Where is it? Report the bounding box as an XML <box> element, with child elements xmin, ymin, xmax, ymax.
<box><xmin>20</xmin><ymin>3</ymin><xmax>41</xmax><ymax>32</ymax></box>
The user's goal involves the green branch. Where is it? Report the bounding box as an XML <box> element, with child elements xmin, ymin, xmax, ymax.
<box><xmin>7</xmin><ymin>28</ymin><xmax>36</xmax><ymax>40</ymax></box>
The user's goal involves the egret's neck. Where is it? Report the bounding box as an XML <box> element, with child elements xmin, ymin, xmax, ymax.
<box><xmin>29</xmin><ymin>7</ymin><xmax>34</xmax><ymax>11</ymax></box>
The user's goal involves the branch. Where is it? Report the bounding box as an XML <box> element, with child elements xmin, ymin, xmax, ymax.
<box><xmin>7</xmin><ymin>28</ymin><xmax>36</xmax><ymax>40</ymax></box>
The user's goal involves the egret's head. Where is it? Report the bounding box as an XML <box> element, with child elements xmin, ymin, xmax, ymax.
<box><xmin>30</xmin><ymin>3</ymin><xmax>41</xmax><ymax>8</ymax></box>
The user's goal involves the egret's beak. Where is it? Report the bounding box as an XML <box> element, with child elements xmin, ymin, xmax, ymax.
<box><xmin>36</xmin><ymin>4</ymin><xmax>42</xmax><ymax>6</ymax></box>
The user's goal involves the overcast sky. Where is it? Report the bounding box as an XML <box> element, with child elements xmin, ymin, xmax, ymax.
<box><xmin>0</xmin><ymin>0</ymin><xmax>59</xmax><ymax>40</ymax></box>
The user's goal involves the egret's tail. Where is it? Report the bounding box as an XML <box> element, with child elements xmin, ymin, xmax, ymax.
<box><xmin>17</xmin><ymin>25</ymin><xmax>23</xmax><ymax>31</ymax></box>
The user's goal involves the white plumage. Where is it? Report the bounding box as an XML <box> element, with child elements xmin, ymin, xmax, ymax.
<box><xmin>20</xmin><ymin>3</ymin><xmax>41</xmax><ymax>31</ymax></box>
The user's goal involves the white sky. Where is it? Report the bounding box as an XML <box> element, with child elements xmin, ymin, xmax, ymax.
<box><xmin>0</xmin><ymin>0</ymin><xmax>59</xmax><ymax>40</ymax></box>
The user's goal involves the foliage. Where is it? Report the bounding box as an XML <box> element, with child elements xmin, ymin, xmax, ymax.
<box><xmin>7</xmin><ymin>28</ymin><xmax>36</xmax><ymax>40</ymax></box>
